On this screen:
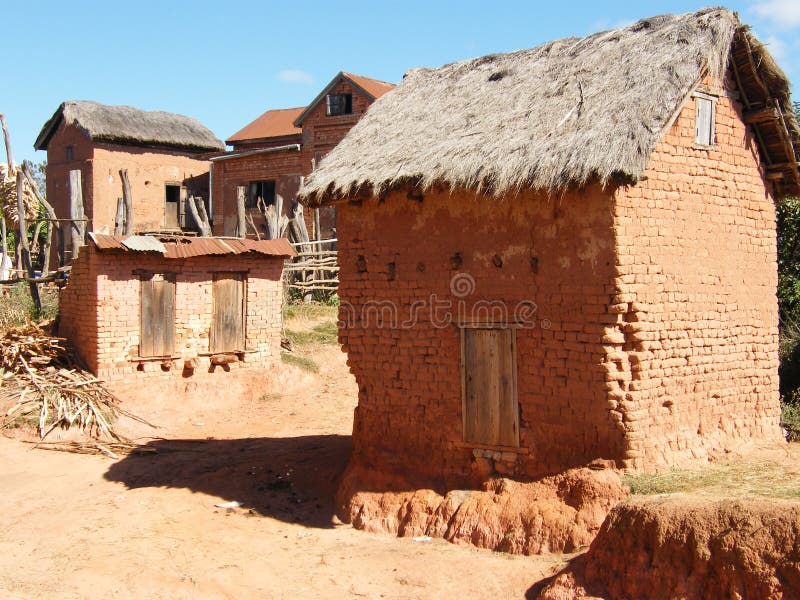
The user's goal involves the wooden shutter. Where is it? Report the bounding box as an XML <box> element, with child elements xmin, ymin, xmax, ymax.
<box><xmin>139</xmin><ymin>273</ymin><xmax>176</xmax><ymax>357</ymax></box>
<box><xmin>179</xmin><ymin>186</ymin><xmax>188</xmax><ymax>228</ymax></box>
<box><xmin>462</xmin><ymin>328</ymin><xmax>518</xmax><ymax>447</ymax></box>
<box><xmin>695</xmin><ymin>97</ymin><xmax>713</xmax><ymax>145</ymax></box>
<box><xmin>211</xmin><ymin>273</ymin><xmax>245</xmax><ymax>353</ymax></box>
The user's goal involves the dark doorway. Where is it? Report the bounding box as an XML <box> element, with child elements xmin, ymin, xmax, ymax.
<box><xmin>164</xmin><ymin>184</ymin><xmax>181</xmax><ymax>229</ymax></box>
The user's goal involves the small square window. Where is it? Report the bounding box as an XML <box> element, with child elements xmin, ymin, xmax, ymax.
<box><xmin>326</xmin><ymin>93</ymin><xmax>353</xmax><ymax>116</ymax></box>
<box><xmin>247</xmin><ymin>180</ymin><xmax>276</xmax><ymax>209</ymax></box>
<box><xmin>695</xmin><ymin>96</ymin><xmax>715</xmax><ymax>146</ymax></box>
<box><xmin>66</xmin><ymin>145</ymin><xmax>74</xmax><ymax>161</ymax></box>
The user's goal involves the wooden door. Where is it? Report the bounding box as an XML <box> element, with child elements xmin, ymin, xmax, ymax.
<box><xmin>210</xmin><ymin>273</ymin><xmax>244</xmax><ymax>353</ymax></box>
<box><xmin>140</xmin><ymin>273</ymin><xmax>176</xmax><ymax>357</ymax></box>
<box><xmin>463</xmin><ymin>328</ymin><xmax>518</xmax><ymax>447</ymax></box>
<box><xmin>164</xmin><ymin>184</ymin><xmax>180</xmax><ymax>229</ymax></box>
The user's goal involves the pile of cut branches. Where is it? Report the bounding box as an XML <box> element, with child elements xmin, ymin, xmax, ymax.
<box><xmin>0</xmin><ymin>321</ymin><xmax>146</xmax><ymax>444</ymax></box>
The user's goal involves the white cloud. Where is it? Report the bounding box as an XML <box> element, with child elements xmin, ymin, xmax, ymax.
<box><xmin>752</xmin><ymin>0</ymin><xmax>800</xmax><ymax>29</ymax></box>
<box><xmin>277</xmin><ymin>70</ymin><xmax>313</xmax><ymax>84</ymax></box>
<box><xmin>762</xmin><ymin>35</ymin><xmax>787</xmax><ymax>61</ymax></box>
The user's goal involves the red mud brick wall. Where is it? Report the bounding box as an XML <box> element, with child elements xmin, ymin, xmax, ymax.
<box><xmin>337</xmin><ymin>185</ymin><xmax>626</xmax><ymax>487</ymax></box>
<box><xmin>210</xmin><ymin>149</ymin><xmax>303</xmax><ymax>237</ymax></box>
<box><xmin>45</xmin><ymin>122</ymin><xmax>211</xmax><ymax>236</ymax></box>
<box><xmin>609</xmin><ymin>78</ymin><xmax>782</xmax><ymax>470</ymax></box>
<box><xmin>58</xmin><ymin>245</ymin><xmax>285</xmax><ymax>403</ymax></box>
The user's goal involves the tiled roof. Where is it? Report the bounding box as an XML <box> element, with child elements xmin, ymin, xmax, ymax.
<box><xmin>226</xmin><ymin>107</ymin><xmax>305</xmax><ymax>145</ymax></box>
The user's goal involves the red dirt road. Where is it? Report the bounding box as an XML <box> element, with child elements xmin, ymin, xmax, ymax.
<box><xmin>0</xmin><ymin>344</ymin><xmax>566</xmax><ymax>599</ymax></box>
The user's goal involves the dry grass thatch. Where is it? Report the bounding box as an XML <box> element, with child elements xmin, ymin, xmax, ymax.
<box><xmin>35</xmin><ymin>101</ymin><xmax>224</xmax><ymax>152</ymax></box>
<box><xmin>300</xmin><ymin>8</ymin><xmax>794</xmax><ymax>203</ymax></box>
<box><xmin>0</xmin><ymin>163</ymin><xmax>38</xmax><ymax>228</ymax></box>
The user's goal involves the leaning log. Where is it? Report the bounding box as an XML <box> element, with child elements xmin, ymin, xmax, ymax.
<box><xmin>119</xmin><ymin>169</ymin><xmax>133</xmax><ymax>234</ymax></box>
<box><xmin>17</xmin><ymin>175</ymin><xmax>40</xmax><ymax>311</ymax></box>
<box><xmin>68</xmin><ymin>170</ymin><xmax>85</xmax><ymax>260</ymax></box>
<box><xmin>236</xmin><ymin>186</ymin><xmax>246</xmax><ymax>239</ymax></box>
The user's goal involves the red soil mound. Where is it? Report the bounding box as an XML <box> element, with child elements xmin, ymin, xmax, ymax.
<box><xmin>336</xmin><ymin>463</ymin><xmax>627</xmax><ymax>554</ymax></box>
<box><xmin>538</xmin><ymin>498</ymin><xmax>800</xmax><ymax>599</ymax></box>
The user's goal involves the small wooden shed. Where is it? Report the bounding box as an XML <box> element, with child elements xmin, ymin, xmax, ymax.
<box><xmin>300</xmin><ymin>9</ymin><xmax>800</xmax><ymax>487</ymax></box>
<box><xmin>58</xmin><ymin>234</ymin><xmax>294</xmax><ymax>403</ymax></box>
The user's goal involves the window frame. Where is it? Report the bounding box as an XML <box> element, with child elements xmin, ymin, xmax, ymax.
<box><xmin>460</xmin><ymin>324</ymin><xmax>520</xmax><ymax>449</ymax></box>
<box><xmin>693</xmin><ymin>91</ymin><xmax>718</xmax><ymax>149</ymax></box>
<box><xmin>325</xmin><ymin>93</ymin><xmax>353</xmax><ymax>117</ymax></box>
<box><xmin>246</xmin><ymin>180</ymin><xmax>276</xmax><ymax>210</ymax></box>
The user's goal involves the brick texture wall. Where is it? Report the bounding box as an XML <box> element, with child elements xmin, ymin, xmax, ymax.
<box><xmin>337</xmin><ymin>184</ymin><xmax>624</xmax><ymax>487</ymax></box>
<box><xmin>335</xmin><ymin>75</ymin><xmax>782</xmax><ymax>486</ymax></box>
<box><xmin>46</xmin><ymin>121</ymin><xmax>212</xmax><ymax>238</ymax></box>
<box><xmin>58</xmin><ymin>245</ymin><xmax>285</xmax><ymax>403</ymax></box>
<box><xmin>608</xmin><ymin>77</ymin><xmax>782</xmax><ymax>470</ymax></box>
<box><xmin>210</xmin><ymin>149</ymin><xmax>303</xmax><ymax>237</ymax></box>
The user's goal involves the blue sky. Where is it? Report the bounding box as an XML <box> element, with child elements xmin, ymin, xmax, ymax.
<box><xmin>2</xmin><ymin>1</ymin><xmax>799</xmax><ymax>165</ymax></box>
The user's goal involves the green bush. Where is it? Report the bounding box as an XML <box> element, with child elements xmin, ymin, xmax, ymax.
<box><xmin>0</xmin><ymin>284</ymin><xmax>59</xmax><ymax>331</ymax></box>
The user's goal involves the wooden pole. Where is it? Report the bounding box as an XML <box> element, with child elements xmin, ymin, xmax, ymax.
<box><xmin>0</xmin><ymin>216</ymin><xmax>7</xmax><ymax>281</ymax></box>
<box><xmin>0</xmin><ymin>114</ymin><xmax>13</xmax><ymax>280</ymax></box>
<box><xmin>17</xmin><ymin>174</ymin><xmax>40</xmax><ymax>311</ymax></box>
<box><xmin>187</xmin><ymin>196</ymin><xmax>211</xmax><ymax>237</ymax></box>
<box><xmin>119</xmin><ymin>169</ymin><xmax>133</xmax><ymax>234</ymax></box>
<box><xmin>114</xmin><ymin>198</ymin><xmax>125</xmax><ymax>235</ymax></box>
<box><xmin>21</xmin><ymin>164</ymin><xmax>60</xmax><ymax>272</ymax></box>
<box><xmin>69</xmin><ymin>169</ymin><xmax>85</xmax><ymax>260</ymax></box>
<box><xmin>0</xmin><ymin>114</ymin><xmax>14</xmax><ymax>171</ymax></box>
<box><xmin>236</xmin><ymin>185</ymin><xmax>246</xmax><ymax>239</ymax></box>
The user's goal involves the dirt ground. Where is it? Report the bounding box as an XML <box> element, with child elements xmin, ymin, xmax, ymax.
<box><xmin>0</xmin><ymin>328</ymin><xmax>567</xmax><ymax>599</ymax></box>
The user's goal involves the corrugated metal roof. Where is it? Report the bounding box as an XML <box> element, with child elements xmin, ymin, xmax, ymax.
<box><xmin>89</xmin><ymin>234</ymin><xmax>296</xmax><ymax>259</ymax></box>
<box><xmin>121</xmin><ymin>235</ymin><xmax>167</xmax><ymax>253</ymax></box>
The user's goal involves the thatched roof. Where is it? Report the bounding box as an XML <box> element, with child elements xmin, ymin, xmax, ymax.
<box><xmin>301</xmin><ymin>8</ymin><xmax>800</xmax><ymax>203</ymax></box>
<box><xmin>35</xmin><ymin>101</ymin><xmax>224</xmax><ymax>152</ymax></box>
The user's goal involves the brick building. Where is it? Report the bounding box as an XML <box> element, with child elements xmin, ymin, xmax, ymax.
<box><xmin>57</xmin><ymin>234</ymin><xmax>294</xmax><ymax>403</ymax></box>
<box><xmin>35</xmin><ymin>101</ymin><xmax>223</xmax><ymax>247</ymax></box>
<box><xmin>211</xmin><ymin>72</ymin><xmax>394</xmax><ymax>240</ymax></box>
<box><xmin>300</xmin><ymin>9</ymin><xmax>800</xmax><ymax>490</ymax></box>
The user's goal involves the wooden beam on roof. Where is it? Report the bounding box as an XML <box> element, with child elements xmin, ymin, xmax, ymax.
<box><xmin>744</xmin><ymin>107</ymin><xmax>779</xmax><ymax>124</ymax></box>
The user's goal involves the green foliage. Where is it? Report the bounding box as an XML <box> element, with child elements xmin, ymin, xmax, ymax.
<box><xmin>284</xmin><ymin>321</ymin><xmax>339</xmax><ymax>346</ymax></box>
<box><xmin>280</xmin><ymin>351</ymin><xmax>319</xmax><ymax>373</ymax></box>
<box><xmin>0</xmin><ymin>284</ymin><xmax>59</xmax><ymax>331</ymax></box>
<box><xmin>781</xmin><ymin>393</ymin><xmax>800</xmax><ymax>441</ymax></box>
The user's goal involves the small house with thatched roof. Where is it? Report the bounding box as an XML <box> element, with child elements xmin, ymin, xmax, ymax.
<box><xmin>300</xmin><ymin>9</ymin><xmax>800</xmax><ymax>491</ymax></box>
<box><xmin>211</xmin><ymin>72</ymin><xmax>394</xmax><ymax>240</ymax></box>
<box><xmin>35</xmin><ymin>101</ymin><xmax>223</xmax><ymax>245</ymax></box>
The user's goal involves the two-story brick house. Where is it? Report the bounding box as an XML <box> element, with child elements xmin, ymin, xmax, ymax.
<box><xmin>35</xmin><ymin>101</ymin><xmax>224</xmax><ymax>246</ymax></box>
<box><xmin>211</xmin><ymin>72</ymin><xmax>395</xmax><ymax>240</ymax></box>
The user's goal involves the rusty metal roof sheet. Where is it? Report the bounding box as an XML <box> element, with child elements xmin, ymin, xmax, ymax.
<box><xmin>89</xmin><ymin>234</ymin><xmax>296</xmax><ymax>259</ymax></box>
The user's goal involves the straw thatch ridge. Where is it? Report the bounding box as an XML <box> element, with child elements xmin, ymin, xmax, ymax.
<box><xmin>300</xmin><ymin>8</ymin><xmax>797</xmax><ymax>204</ymax></box>
<box><xmin>35</xmin><ymin>101</ymin><xmax>224</xmax><ymax>152</ymax></box>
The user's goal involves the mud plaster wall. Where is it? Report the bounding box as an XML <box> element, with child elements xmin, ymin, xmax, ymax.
<box><xmin>58</xmin><ymin>245</ymin><xmax>284</xmax><ymax>403</ymax></box>
<box><xmin>608</xmin><ymin>79</ymin><xmax>782</xmax><ymax>470</ymax></box>
<box><xmin>337</xmin><ymin>184</ymin><xmax>625</xmax><ymax>487</ymax></box>
<box><xmin>46</xmin><ymin>121</ymin><xmax>211</xmax><ymax>237</ymax></box>
<box><xmin>336</xmin><ymin>78</ymin><xmax>782</xmax><ymax>485</ymax></box>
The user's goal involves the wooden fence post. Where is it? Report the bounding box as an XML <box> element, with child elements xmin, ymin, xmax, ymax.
<box><xmin>69</xmin><ymin>169</ymin><xmax>85</xmax><ymax>260</ymax></box>
<box><xmin>17</xmin><ymin>174</ymin><xmax>40</xmax><ymax>311</ymax></box>
<box><xmin>21</xmin><ymin>165</ymin><xmax>60</xmax><ymax>272</ymax></box>
<box><xmin>236</xmin><ymin>186</ymin><xmax>246</xmax><ymax>239</ymax></box>
<box><xmin>119</xmin><ymin>169</ymin><xmax>133</xmax><ymax>234</ymax></box>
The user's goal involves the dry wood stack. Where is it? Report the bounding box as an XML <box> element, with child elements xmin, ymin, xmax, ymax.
<box><xmin>0</xmin><ymin>321</ymin><xmax>140</xmax><ymax>443</ymax></box>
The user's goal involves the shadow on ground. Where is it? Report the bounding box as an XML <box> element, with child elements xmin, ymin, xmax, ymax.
<box><xmin>104</xmin><ymin>435</ymin><xmax>352</xmax><ymax>529</ymax></box>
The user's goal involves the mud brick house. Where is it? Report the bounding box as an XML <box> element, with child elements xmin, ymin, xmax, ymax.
<box><xmin>35</xmin><ymin>101</ymin><xmax>224</xmax><ymax>240</ymax></box>
<box><xmin>300</xmin><ymin>9</ymin><xmax>800</xmax><ymax>487</ymax></box>
<box><xmin>211</xmin><ymin>72</ymin><xmax>394</xmax><ymax>240</ymax></box>
<box><xmin>57</xmin><ymin>234</ymin><xmax>294</xmax><ymax>403</ymax></box>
